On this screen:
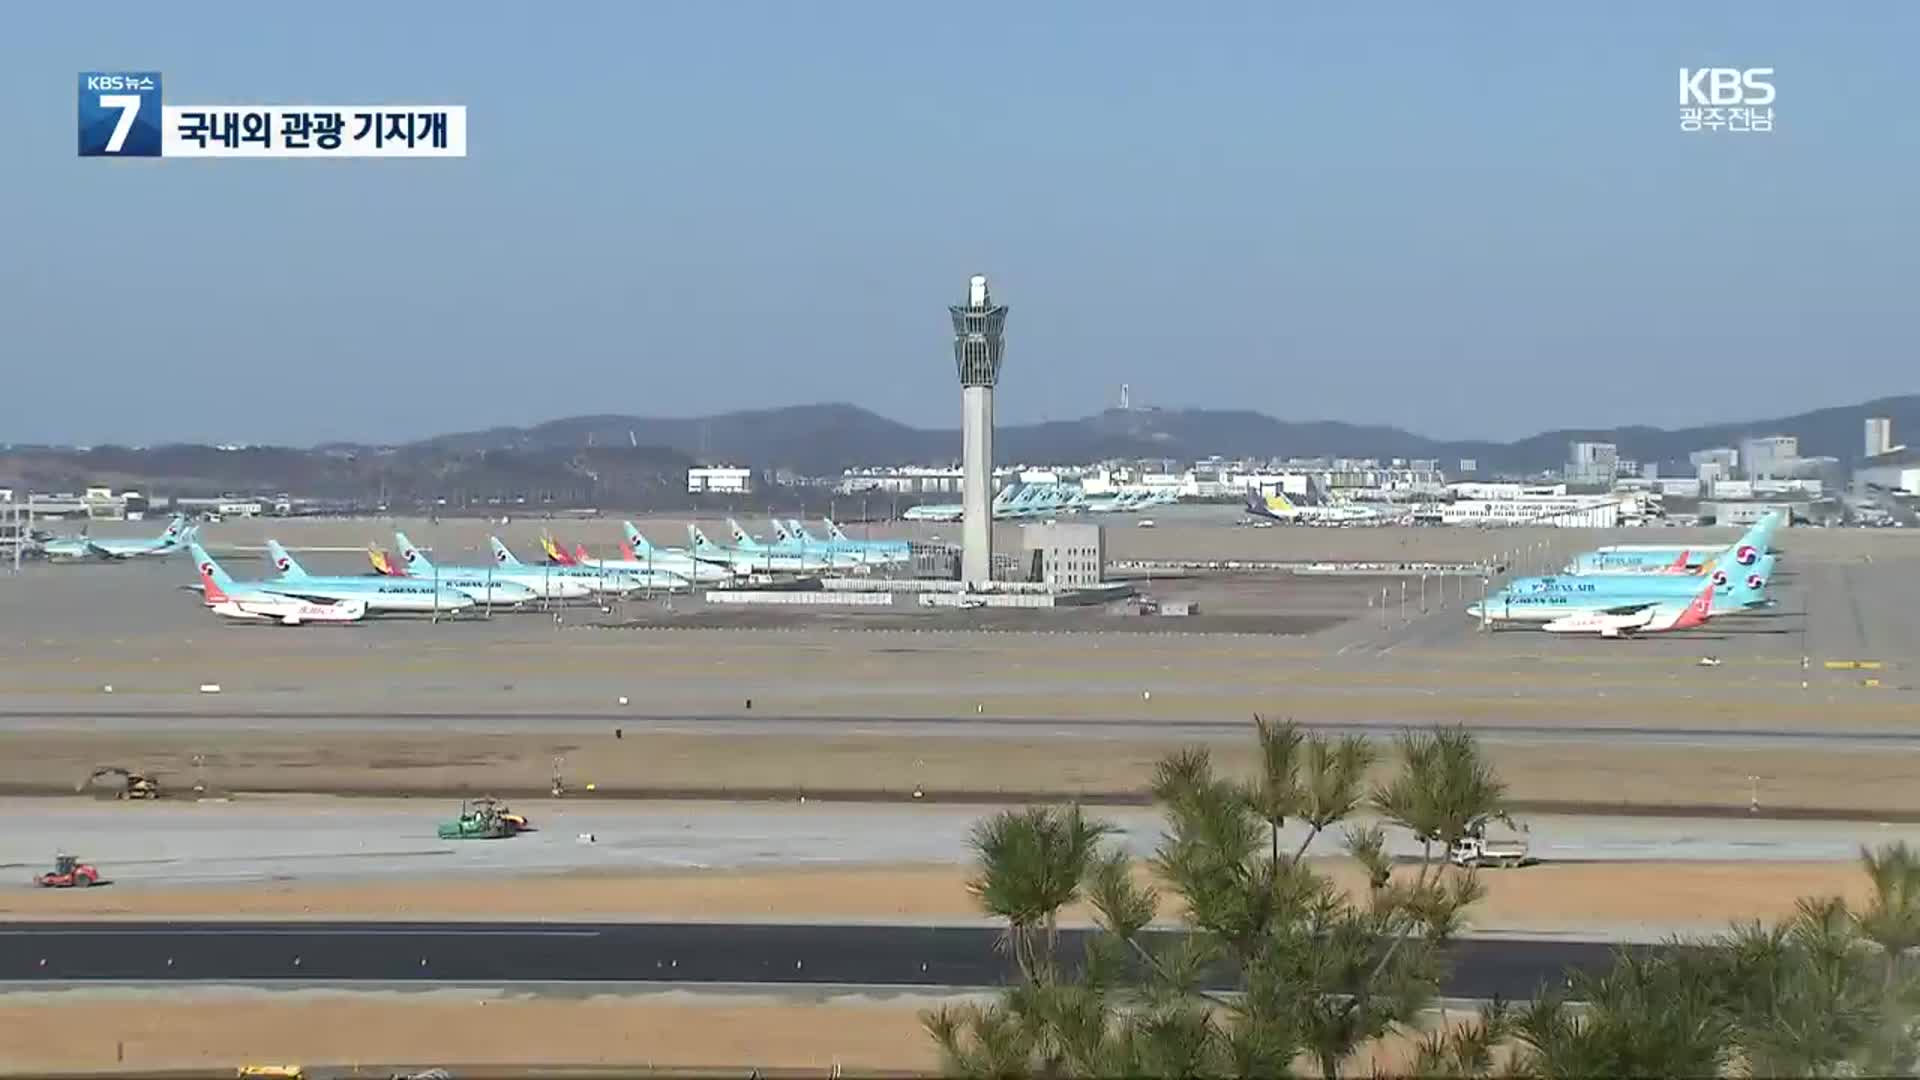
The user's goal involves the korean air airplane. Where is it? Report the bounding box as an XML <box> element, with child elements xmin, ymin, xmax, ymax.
<box><xmin>820</xmin><ymin>519</ymin><xmax>911</xmax><ymax>558</ymax></box>
<box><xmin>1470</xmin><ymin>552</ymin><xmax>1776</xmax><ymax>626</ymax></box>
<box><xmin>686</xmin><ymin>524</ymin><xmax>837</xmax><ymax>573</ymax></box>
<box><xmin>727</xmin><ymin>519</ymin><xmax>866</xmax><ymax>569</ymax></box>
<box><xmin>42</xmin><ymin>515</ymin><xmax>195</xmax><ymax>560</ymax></box>
<box><xmin>388</xmin><ymin>533</ymin><xmax>595</xmax><ymax>600</ymax></box>
<box><xmin>192</xmin><ymin>541</ymin><xmax>474</xmax><ymax>615</ymax></box>
<box><xmin>1563</xmin><ymin>512</ymin><xmax>1782</xmax><ymax>574</ymax></box>
<box><xmin>487</xmin><ymin>536</ymin><xmax>670</xmax><ymax>595</ymax></box>
<box><xmin>778</xmin><ymin>520</ymin><xmax>911</xmax><ymax>566</ymax></box>
<box><xmin>556</xmin><ymin>524</ymin><xmax>734</xmax><ymax>584</ymax></box>
<box><xmin>267</xmin><ymin>539</ymin><xmax>536</xmax><ymax>608</ymax></box>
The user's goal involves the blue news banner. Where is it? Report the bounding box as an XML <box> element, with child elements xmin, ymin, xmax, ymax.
<box><xmin>78</xmin><ymin>70</ymin><xmax>466</xmax><ymax>158</ymax></box>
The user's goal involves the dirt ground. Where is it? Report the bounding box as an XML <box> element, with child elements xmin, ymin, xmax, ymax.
<box><xmin>3</xmin><ymin>728</ymin><xmax>1915</xmax><ymax>818</ymax></box>
<box><xmin>0</xmin><ymin>990</ymin><xmax>942</xmax><ymax>1076</ymax></box>
<box><xmin>0</xmin><ymin>988</ymin><xmax>1577</xmax><ymax>1077</ymax></box>
<box><xmin>0</xmin><ymin>859</ymin><xmax>1872</xmax><ymax>936</ymax></box>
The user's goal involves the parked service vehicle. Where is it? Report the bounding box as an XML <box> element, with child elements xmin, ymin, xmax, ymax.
<box><xmin>1449</xmin><ymin>820</ymin><xmax>1530</xmax><ymax>868</ymax></box>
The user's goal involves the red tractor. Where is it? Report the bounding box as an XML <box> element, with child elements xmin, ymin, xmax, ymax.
<box><xmin>35</xmin><ymin>854</ymin><xmax>101</xmax><ymax>888</ymax></box>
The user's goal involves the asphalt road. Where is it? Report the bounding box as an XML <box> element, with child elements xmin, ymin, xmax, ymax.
<box><xmin>3</xmin><ymin>708</ymin><xmax>1917</xmax><ymax>749</ymax></box>
<box><xmin>0</xmin><ymin>921</ymin><xmax>1629</xmax><ymax>1000</ymax></box>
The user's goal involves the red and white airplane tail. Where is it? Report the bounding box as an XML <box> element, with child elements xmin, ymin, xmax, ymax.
<box><xmin>1669</xmin><ymin>579</ymin><xmax>1715</xmax><ymax>629</ymax></box>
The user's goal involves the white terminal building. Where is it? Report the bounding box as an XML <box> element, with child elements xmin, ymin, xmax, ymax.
<box><xmin>687</xmin><ymin>466</ymin><xmax>754</xmax><ymax>494</ymax></box>
<box><xmin>1418</xmin><ymin>482</ymin><xmax>1629</xmax><ymax>527</ymax></box>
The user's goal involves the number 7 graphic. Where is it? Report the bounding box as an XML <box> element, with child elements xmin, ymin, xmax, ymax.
<box><xmin>98</xmin><ymin>93</ymin><xmax>142</xmax><ymax>153</ymax></box>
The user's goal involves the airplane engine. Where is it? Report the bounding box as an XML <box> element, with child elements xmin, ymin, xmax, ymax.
<box><xmin>281</xmin><ymin>615</ymin><xmax>303</xmax><ymax>626</ymax></box>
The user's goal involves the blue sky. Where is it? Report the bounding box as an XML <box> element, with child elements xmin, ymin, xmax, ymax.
<box><xmin>3</xmin><ymin>3</ymin><xmax>1915</xmax><ymax>445</ymax></box>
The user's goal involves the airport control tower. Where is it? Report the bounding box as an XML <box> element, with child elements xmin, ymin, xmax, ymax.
<box><xmin>951</xmin><ymin>274</ymin><xmax>1008</xmax><ymax>587</ymax></box>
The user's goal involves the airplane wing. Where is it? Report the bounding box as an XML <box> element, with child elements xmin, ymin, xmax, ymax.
<box><xmin>83</xmin><ymin>541</ymin><xmax>134</xmax><ymax>560</ymax></box>
<box><xmin>1598</xmin><ymin>602</ymin><xmax>1657</xmax><ymax>616</ymax></box>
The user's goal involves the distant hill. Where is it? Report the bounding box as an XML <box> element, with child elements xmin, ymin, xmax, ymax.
<box><xmin>4</xmin><ymin>394</ymin><xmax>1912</xmax><ymax>503</ymax></box>
<box><xmin>421</xmin><ymin>394</ymin><xmax>1920</xmax><ymax>476</ymax></box>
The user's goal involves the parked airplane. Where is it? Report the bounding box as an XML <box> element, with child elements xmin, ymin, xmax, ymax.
<box><xmin>267</xmin><ymin>539</ymin><xmax>537</xmax><ymax>608</ymax></box>
<box><xmin>686</xmin><ymin>524</ymin><xmax>838</xmax><ymax>573</ymax></box>
<box><xmin>1244</xmin><ymin>490</ymin><xmax>1381</xmax><ymax>525</ymax></box>
<box><xmin>548</xmin><ymin>532</ymin><xmax>726</xmax><ymax>587</ymax></box>
<box><xmin>609</xmin><ymin>523</ymin><xmax>742</xmax><ymax>580</ymax></box>
<box><xmin>539</xmin><ymin>534</ymin><xmax>579</xmax><ymax>566</ymax></box>
<box><xmin>191</xmin><ymin>541</ymin><xmax>474</xmax><ymax>615</ymax></box>
<box><xmin>1564</xmin><ymin>512</ymin><xmax>1782</xmax><ymax>573</ymax></box>
<box><xmin>192</xmin><ymin>551</ymin><xmax>368</xmax><ymax>625</ymax></box>
<box><xmin>487</xmin><ymin>536</ymin><xmax>665</xmax><ymax>595</ymax></box>
<box><xmin>777</xmin><ymin>519</ymin><xmax>911</xmax><ymax>566</ymax></box>
<box><xmin>389</xmin><ymin>533</ymin><xmax>598</xmax><ymax>600</ymax></box>
<box><xmin>728</xmin><ymin>519</ymin><xmax>866</xmax><ymax>569</ymax></box>
<box><xmin>1470</xmin><ymin>552</ymin><xmax>1776</xmax><ymax>626</ymax></box>
<box><xmin>821</xmin><ymin>519</ymin><xmax>912</xmax><ymax>559</ymax></box>
<box><xmin>41</xmin><ymin>515</ymin><xmax>195</xmax><ymax>560</ymax></box>
<box><xmin>1540</xmin><ymin>579</ymin><xmax>1717</xmax><ymax>637</ymax></box>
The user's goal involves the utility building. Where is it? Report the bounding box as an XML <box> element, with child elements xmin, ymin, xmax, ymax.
<box><xmin>1022</xmin><ymin>521</ymin><xmax>1104</xmax><ymax>588</ymax></box>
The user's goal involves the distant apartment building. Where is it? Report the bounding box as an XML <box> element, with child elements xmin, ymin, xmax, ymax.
<box><xmin>687</xmin><ymin>466</ymin><xmax>754</xmax><ymax>495</ymax></box>
<box><xmin>1457</xmin><ymin>458</ymin><xmax>1477</xmax><ymax>475</ymax></box>
<box><xmin>1565</xmin><ymin>442</ymin><xmax>1619</xmax><ymax>486</ymax></box>
<box><xmin>1739</xmin><ymin>435</ymin><xmax>1799</xmax><ymax>480</ymax></box>
<box><xmin>1866</xmin><ymin>417</ymin><xmax>1895</xmax><ymax>458</ymax></box>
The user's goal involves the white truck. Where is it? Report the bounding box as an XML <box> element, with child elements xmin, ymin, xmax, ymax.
<box><xmin>1448</xmin><ymin>821</ymin><xmax>1530</xmax><ymax>869</ymax></box>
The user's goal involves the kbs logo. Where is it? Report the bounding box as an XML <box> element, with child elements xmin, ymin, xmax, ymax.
<box><xmin>1679</xmin><ymin>67</ymin><xmax>1775</xmax><ymax>134</ymax></box>
<box><xmin>1680</xmin><ymin>68</ymin><xmax>1775</xmax><ymax>105</ymax></box>
<box><xmin>78</xmin><ymin>71</ymin><xmax>163</xmax><ymax>156</ymax></box>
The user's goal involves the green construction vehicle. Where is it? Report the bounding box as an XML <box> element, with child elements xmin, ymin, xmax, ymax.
<box><xmin>436</xmin><ymin>799</ymin><xmax>514</xmax><ymax>840</ymax></box>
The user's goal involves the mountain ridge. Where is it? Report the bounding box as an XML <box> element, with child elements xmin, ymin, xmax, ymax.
<box><xmin>417</xmin><ymin>395</ymin><xmax>1920</xmax><ymax>476</ymax></box>
<box><xmin>4</xmin><ymin>395</ymin><xmax>1911</xmax><ymax>501</ymax></box>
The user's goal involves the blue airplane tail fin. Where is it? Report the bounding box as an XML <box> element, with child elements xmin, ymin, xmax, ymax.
<box><xmin>189</xmin><ymin>541</ymin><xmax>236</xmax><ymax>592</ymax></box>
<box><xmin>622</xmin><ymin>522</ymin><xmax>655</xmax><ymax>555</ymax></box>
<box><xmin>489</xmin><ymin>536</ymin><xmax>523</xmax><ymax>567</ymax></box>
<box><xmin>728</xmin><ymin>519</ymin><xmax>762</xmax><ymax>549</ymax></box>
<box><xmin>265</xmin><ymin>540</ymin><xmax>308</xmax><ymax>578</ymax></box>
<box><xmin>395</xmin><ymin>532</ymin><xmax>434</xmax><ymax>574</ymax></box>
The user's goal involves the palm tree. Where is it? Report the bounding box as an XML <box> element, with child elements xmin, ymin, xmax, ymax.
<box><xmin>966</xmin><ymin>804</ymin><xmax>1115</xmax><ymax>986</ymax></box>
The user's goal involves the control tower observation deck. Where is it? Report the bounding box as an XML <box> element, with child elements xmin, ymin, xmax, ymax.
<box><xmin>950</xmin><ymin>274</ymin><xmax>1008</xmax><ymax>587</ymax></box>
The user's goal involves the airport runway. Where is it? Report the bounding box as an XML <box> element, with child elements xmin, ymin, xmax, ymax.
<box><xmin>0</xmin><ymin>920</ymin><xmax>1631</xmax><ymax>1000</ymax></box>
<box><xmin>5</xmin><ymin>799</ymin><xmax>1914</xmax><ymax>886</ymax></box>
